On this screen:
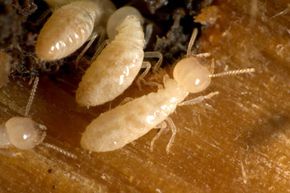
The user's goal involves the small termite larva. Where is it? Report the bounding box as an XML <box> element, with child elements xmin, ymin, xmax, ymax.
<box><xmin>0</xmin><ymin>77</ymin><xmax>46</xmax><ymax>150</ymax></box>
<box><xmin>80</xmin><ymin>29</ymin><xmax>255</xmax><ymax>153</ymax></box>
<box><xmin>36</xmin><ymin>0</ymin><xmax>115</xmax><ymax>61</ymax></box>
<box><xmin>76</xmin><ymin>14</ymin><xmax>145</xmax><ymax>107</ymax></box>
<box><xmin>0</xmin><ymin>51</ymin><xmax>11</xmax><ymax>88</ymax></box>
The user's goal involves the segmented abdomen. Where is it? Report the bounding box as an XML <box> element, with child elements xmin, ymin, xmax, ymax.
<box><xmin>36</xmin><ymin>1</ymin><xmax>113</xmax><ymax>61</ymax></box>
<box><xmin>81</xmin><ymin>79</ymin><xmax>188</xmax><ymax>152</ymax></box>
<box><xmin>76</xmin><ymin>15</ymin><xmax>145</xmax><ymax>107</ymax></box>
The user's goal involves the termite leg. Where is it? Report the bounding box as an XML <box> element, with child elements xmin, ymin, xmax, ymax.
<box><xmin>186</xmin><ymin>28</ymin><xmax>198</xmax><ymax>57</ymax></box>
<box><xmin>136</xmin><ymin>51</ymin><xmax>163</xmax><ymax>90</ymax></box>
<box><xmin>179</xmin><ymin>91</ymin><xmax>219</xmax><ymax>106</ymax></box>
<box><xmin>90</xmin><ymin>31</ymin><xmax>108</xmax><ymax>63</ymax></box>
<box><xmin>186</xmin><ymin>28</ymin><xmax>211</xmax><ymax>58</ymax></box>
<box><xmin>136</xmin><ymin>61</ymin><xmax>151</xmax><ymax>90</ymax></box>
<box><xmin>76</xmin><ymin>27</ymin><xmax>106</xmax><ymax>68</ymax></box>
<box><xmin>136</xmin><ymin>62</ymin><xmax>163</xmax><ymax>90</ymax></box>
<box><xmin>150</xmin><ymin>121</ymin><xmax>167</xmax><ymax>152</ymax></box>
<box><xmin>144</xmin><ymin>51</ymin><xmax>163</xmax><ymax>73</ymax></box>
<box><xmin>89</xmin><ymin>40</ymin><xmax>108</xmax><ymax>64</ymax></box>
<box><xmin>75</xmin><ymin>32</ymin><xmax>99</xmax><ymax>68</ymax></box>
<box><xmin>271</xmin><ymin>4</ymin><xmax>290</xmax><ymax>18</ymax></box>
<box><xmin>24</xmin><ymin>76</ymin><xmax>39</xmax><ymax>117</ymax></box>
<box><xmin>144</xmin><ymin>23</ymin><xmax>153</xmax><ymax>48</ymax></box>
<box><xmin>150</xmin><ymin>117</ymin><xmax>177</xmax><ymax>154</ymax></box>
<box><xmin>119</xmin><ymin>97</ymin><xmax>134</xmax><ymax>105</ymax></box>
<box><xmin>165</xmin><ymin>117</ymin><xmax>177</xmax><ymax>154</ymax></box>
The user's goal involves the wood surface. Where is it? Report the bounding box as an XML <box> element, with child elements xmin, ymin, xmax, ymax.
<box><xmin>0</xmin><ymin>0</ymin><xmax>289</xmax><ymax>192</ymax></box>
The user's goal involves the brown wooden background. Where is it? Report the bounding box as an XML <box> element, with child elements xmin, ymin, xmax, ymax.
<box><xmin>0</xmin><ymin>0</ymin><xmax>289</xmax><ymax>192</ymax></box>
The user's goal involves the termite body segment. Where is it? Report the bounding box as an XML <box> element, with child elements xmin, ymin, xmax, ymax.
<box><xmin>76</xmin><ymin>15</ymin><xmax>145</xmax><ymax>107</ymax></box>
<box><xmin>81</xmin><ymin>78</ymin><xmax>188</xmax><ymax>152</ymax></box>
<box><xmin>36</xmin><ymin>0</ymin><xmax>115</xmax><ymax>61</ymax></box>
<box><xmin>80</xmin><ymin>57</ymin><xmax>212</xmax><ymax>152</ymax></box>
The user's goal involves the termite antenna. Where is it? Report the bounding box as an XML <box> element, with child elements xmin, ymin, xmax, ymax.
<box><xmin>209</xmin><ymin>68</ymin><xmax>255</xmax><ymax>78</ymax></box>
<box><xmin>42</xmin><ymin>142</ymin><xmax>77</xmax><ymax>159</ymax></box>
<box><xmin>24</xmin><ymin>76</ymin><xmax>39</xmax><ymax>117</ymax></box>
<box><xmin>186</xmin><ymin>28</ymin><xmax>198</xmax><ymax>57</ymax></box>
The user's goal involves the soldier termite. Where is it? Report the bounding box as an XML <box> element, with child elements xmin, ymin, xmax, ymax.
<box><xmin>35</xmin><ymin>0</ymin><xmax>116</xmax><ymax>61</ymax></box>
<box><xmin>76</xmin><ymin>6</ymin><xmax>162</xmax><ymax>107</ymax></box>
<box><xmin>0</xmin><ymin>77</ymin><xmax>47</xmax><ymax>150</ymax></box>
<box><xmin>80</xmin><ymin>29</ymin><xmax>255</xmax><ymax>153</ymax></box>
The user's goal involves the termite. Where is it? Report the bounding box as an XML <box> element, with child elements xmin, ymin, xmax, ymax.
<box><xmin>76</xmin><ymin>10</ymin><xmax>143</xmax><ymax>107</ymax></box>
<box><xmin>76</xmin><ymin>6</ymin><xmax>161</xmax><ymax>107</ymax></box>
<box><xmin>0</xmin><ymin>77</ymin><xmax>76</xmax><ymax>158</ymax></box>
<box><xmin>0</xmin><ymin>77</ymin><xmax>46</xmax><ymax>150</ymax></box>
<box><xmin>35</xmin><ymin>0</ymin><xmax>116</xmax><ymax>61</ymax></box>
<box><xmin>80</xmin><ymin>29</ymin><xmax>255</xmax><ymax>153</ymax></box>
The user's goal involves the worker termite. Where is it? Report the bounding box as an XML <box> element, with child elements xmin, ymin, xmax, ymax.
<box><xmin>36</xmin><ymin>0</ymin><xmax>116</xmax><ymax>61</ymax></box>
<box><xmin>76</xmin><ymin>7</ymin><xmax>144</xmax><ymax>107</ymax></box>
<box><xmin>80</xmin><ymin>29</ymin><xmax>255</xmax><ymax>153</ymax></box>
<box><xmin>0</xmin><ymin>77</ymin><xmax>46</xmax><ymax>150</ymax></box>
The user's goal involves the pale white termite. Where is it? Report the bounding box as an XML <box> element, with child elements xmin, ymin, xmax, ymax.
<box><xmin>76</xmin><ymin>13</ymin><xmax>145</xmax><ymax>107</ymax></box>
<box><xmin>35</xmin><ymin>0</ymin><xmax>115</xmax><ymax>61</ymax></box>
<box><xmin>80</xmin><ymin>29</ymin><xmax>255</xmax><ymax>153</ymax></box>
<box><xmin>0</xmin><ymin>77</ymin><xmax>46</xmax><ymax>150</ymax></box>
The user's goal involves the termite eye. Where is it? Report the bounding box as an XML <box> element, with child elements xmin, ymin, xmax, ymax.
<box><xmin>173</xmin><ymin>57</ymin><xmax>211</xmax><ymax>93</ymax></box>
<box><xmin>106</xmin><ymin>6</ymin><xmax>143</xmax><ymax>39</ymax></box>
<box><xmin>5</xmin><ymin>117</ymin><xmax>46</xmax><ymax>150</ymax></box>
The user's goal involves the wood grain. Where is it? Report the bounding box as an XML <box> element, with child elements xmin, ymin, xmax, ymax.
<box><xmin>0</xmin><ymin>0</ymin><xmax>289</xmax><ymax>192</ymax></box>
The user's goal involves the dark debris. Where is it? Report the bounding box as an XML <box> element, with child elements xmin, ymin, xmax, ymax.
<box><xmin>1</xmin><ymin>0</ymin><xmax>211</xmax><ymax>79</ymax></box>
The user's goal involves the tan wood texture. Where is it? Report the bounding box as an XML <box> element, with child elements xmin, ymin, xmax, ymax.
<box><xmin>0</xmin><ymin>0</ymin><xmax>289</xmax><ymax>192</ymax></box>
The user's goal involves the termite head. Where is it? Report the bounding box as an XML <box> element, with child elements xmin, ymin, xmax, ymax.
<box><xmin>173</xmin><ymin>56</ymin><xmax>255</xmax><ymax>93</ymax></box>
<box><xmin>173</xmin><ymin>57</ymin><xmax>211</xmax><ymax>93</ymax></box>
<box><xmin>5</xmin><ymin>117</ymin><xmax>46</xmax><ymax>150</ymax></box>
<box><xmin>106</xmin><ymin>6</ymin><xmax>144</xmax><ymax>39</ymax></box>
